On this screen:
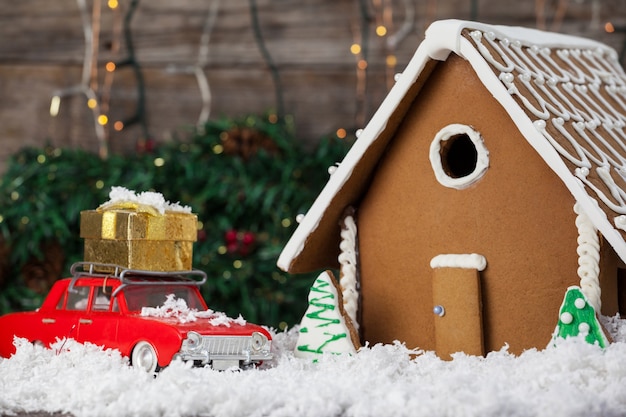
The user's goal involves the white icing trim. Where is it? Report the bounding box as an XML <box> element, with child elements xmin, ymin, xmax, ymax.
<box><xmin>430</xmin><ymin>253</ymin><xmax>487</xmax><ymax>271</ymax></box>
<box><xmin>574</xmin><ymin>203</ymin><xmax>602</xmax><ymax>312</ymax></box>
<box><xmin>277</xmin><ymin>19</ymin><xmax>626</xmax><ymax>273</ymax></box>
<box><xmin>338</xmin><ymin>213</ymin><xmax>359</xmax><ymax>331</ymax></box>
<box><xmin>429</xmin><ymin>124</ymin><xmax>489</xmax><ymax>189</ymax></box>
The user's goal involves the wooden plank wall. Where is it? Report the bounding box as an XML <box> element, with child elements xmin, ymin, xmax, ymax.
<box><xmin>1</xmin><ymin>0</ymin><xmax>625</xmax><ymax>172</ymax></box>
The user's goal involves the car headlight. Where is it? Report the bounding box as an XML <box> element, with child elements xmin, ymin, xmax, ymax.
<box><xmin>183</xmin><ymin>331</ymin><xmax>202</xmax><ymax>352</ymax></box>
<box><xmin>250</xmin><ymin>332</ymin><xmax>267</xmax><ymax>352</ymax></box>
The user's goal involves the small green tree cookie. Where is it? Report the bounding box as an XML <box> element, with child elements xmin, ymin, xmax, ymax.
<box><xmin>553</xmin><ymin>286</ymin><xmax>608</xmax><ymax>348</ymax></box>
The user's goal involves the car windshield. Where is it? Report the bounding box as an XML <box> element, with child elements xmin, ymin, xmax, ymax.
<box><xmin>123</xmin><ymin>285</ymin><xmax>206</xmax><ymax>312</ymax></box>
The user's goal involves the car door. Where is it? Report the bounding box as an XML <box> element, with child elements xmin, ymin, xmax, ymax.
<box><xmin>39</xmin><ymin>284</ymin><xmax>90</xmax><ymax>345</ymax></box>
<box><xmin>75</xmin><ymin>284</ymin><xmax>120</xmax><ymax>347</ymax></box>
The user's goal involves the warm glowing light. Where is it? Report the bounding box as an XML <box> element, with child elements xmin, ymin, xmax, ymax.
<box><xmin>213</xmin><ymin>144</ymin><xmax>224</xmax><ymax>154</ymax></box>
<box><xmin>114</xmin><ymin>121</ymin><xmax>124</xmax><ymax>131</ymax></box>
<box><xmin>108</xmin><ymin>0</ymin><xmax>118</xmax><ymax>9</ymax></box>
<box><xmin>10</xmin><ymin>191</ymin><xmax>19</xmax><ymax>201</ymax></box>
<box><xmin>350</xmin><ymin>43</ymin><xmax>361</xmax><ymax>55</ymax></box>
<box><xmin>105</xmin><ymin>61</ymin><xmax>116</xmax><ymax>72</ymax></box>
<box><xmin>218</xmin><ymin>245</ymin><xmax>227</xmax><ymax>255</ymax></box>
<box><xmin>386</xmin><ymin>55</ymin><xmax>397</xmax><ymax>67</ymax></box>
<box><xmin>88</xmin><ymin>98</ymin><xmax>98</xmax><ymax>109</ymax></box>
<box><xmin>281</xmin><ymin>218</ymin><xmax>292</xmax><ymax>228</ymax></box>
<box><xmin>233</xmin><ymin>260</ymin><xmax>243</xmax><ymax>269</ymax></box>
<box><xmin>21</xmin><ymin>216</ymin><xmax>30</xmax><ymax>225</ymax></box>
<box><xmin>376</xmin><ymin>25</ymin><xmax>387</xmax><ymax>36</ymax></box>
<box><xmin>268</xmin><ymin>113</ymin><xmax>278</xmax><ymax>123</ymax></box>
<box><xmin>37</xmin><ymin>154</ymin><xmax>46</xmax><ymax>164</ymax></box>
<box><xmin>50</xmin><ymin>95</ymin><xmax>61</xmax><ymax>117</ymax></box>
<box><xmin>336</xmin><ymin>128</ymin><xmax>347</xmax><ymax>139</ymax></box>
<box><xmin>154</xmin><ymin>157</ymin><xmax>165</xmax><ymax>167</ymax></box>
<box><xmin>97</xmin><ymin>114</ymin><xmax>108</xmax><ymax>125</ymax></box>
<box><xmin>357</xmin><ymin>59</ymin><xmax>368</xmax><ymax>70</ymax></box>
<box><xmin>95</xmin><ymin>180</ymin><xmax>105</xmax><ymax>189</ymax></box>
<box><xmin>605</xmin><ymin>22</ymin><xmax>615</xmax><ymax>33</ymax></box>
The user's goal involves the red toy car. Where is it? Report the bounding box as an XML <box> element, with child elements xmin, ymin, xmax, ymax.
<box><xmin>0</xmin><ymin>262</ymin><xmax>272</xmax><ymax>372</ymax></box>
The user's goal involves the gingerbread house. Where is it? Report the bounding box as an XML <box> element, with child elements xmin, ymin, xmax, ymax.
<box><xmin>278</xmin><ymin>20</ymin><xmax>626</xmax><ymax>357</ymax></box>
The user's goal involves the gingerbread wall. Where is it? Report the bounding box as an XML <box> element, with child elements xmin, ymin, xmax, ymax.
<box><xmin>357</xmin><ymin>53</ymin><xmax>582</xmax><ymax>355</ymax></box>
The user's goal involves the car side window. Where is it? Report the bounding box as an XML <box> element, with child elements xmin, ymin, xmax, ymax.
<box><xmin>92</xmin><ymin>286</ymin><xmax>113</xmax><ymax>311</ymax></box>
<box><xmin>66</xmin><ymin>286</ymin><xmax>91</xmax><ymax>311</ymax></box>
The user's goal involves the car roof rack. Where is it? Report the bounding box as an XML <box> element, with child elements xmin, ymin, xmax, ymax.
<box><xmin>68</xmin><ymin>262</ymin><xmax>207</xmax><ymax>295</ymax></box>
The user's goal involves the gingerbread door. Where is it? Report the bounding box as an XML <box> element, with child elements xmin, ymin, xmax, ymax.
<box><xmin>431</xmin><ymin>255</ymin><xmax>485</xmax><ymax>358</ymax></box>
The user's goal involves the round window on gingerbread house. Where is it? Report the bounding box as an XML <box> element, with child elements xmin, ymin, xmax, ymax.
<box><xmin>429</xmin><ymin>124</ymin><xmax>489</xmax><ymax>189</ymax></box>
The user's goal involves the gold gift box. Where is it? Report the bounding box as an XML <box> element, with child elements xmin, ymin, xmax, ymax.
<box><xmin>80</xmin><ymin>209</ymin><xmax>198</xmax><ymax>272</ymax></box>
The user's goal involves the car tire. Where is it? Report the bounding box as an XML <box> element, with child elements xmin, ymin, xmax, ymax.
<box><xmin>131</xmin><ymin>341</ymin><xmax>159</xmax><ymax>373</ymax></box>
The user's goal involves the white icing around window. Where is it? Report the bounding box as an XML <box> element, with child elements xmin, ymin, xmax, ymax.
<box><xmin>429</xmin><ymin>124</ymin><xmax>490</xmax><ymax>189</ymax></box>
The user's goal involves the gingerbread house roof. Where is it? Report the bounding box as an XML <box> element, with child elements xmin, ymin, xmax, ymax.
<box><xmin>278</xmin><ymin>19</ymin><xmax>626</xmax><ymax>273</ymax></box>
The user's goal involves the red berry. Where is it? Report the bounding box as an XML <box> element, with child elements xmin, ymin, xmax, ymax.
<box><xmin>224</xmin><ymin>229</ymin><xmax>237</xmax><ymax>243</ymax></box>
<box><xmin>242</xmin><ymin>232</ymin><xmax>255</xmax><ymax>245</ymax></box>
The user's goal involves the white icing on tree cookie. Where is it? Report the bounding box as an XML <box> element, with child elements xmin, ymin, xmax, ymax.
<box><xmin>338</xmin><ymin>212</ymin><xmax>359</xmax><ymax>330</ymax></box>
<box><xmin>295</xmin><ymin>271</ymin><xmax>357</xmax><ymax>359</ymax></box>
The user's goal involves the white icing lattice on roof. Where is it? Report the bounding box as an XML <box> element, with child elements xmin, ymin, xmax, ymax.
<box><xmin>467</xmin><ymin>28</ymin><xmax>626</xmax><ymax>215</ymax></box>
<box><xmin>277</xmin><ymin>20</ymin><xmax>626</xmax><ymax>272</ymax></box>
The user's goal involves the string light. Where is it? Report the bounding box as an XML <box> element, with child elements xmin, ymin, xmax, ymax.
<box><xmin>107</xmin><ymin>0</ymin><xmax>118</xmax><ymax>9</ymax></box>
<box><xmin>87</xmin><ymin>98</ymin><xmax>98</xmax><ymax>109</ymax></box>
<box><xmin>113</xmin><ymin>121</ymin><xmax>124</xmax><ymax>131</ymax></box>
<box><xmin>386</xmin><ymin>55</ymin><xmax>397</xmax><ymax>67</ymax></box>
<box><xmin>97</xmin><ymin>114</ymin><xmax>108</xmax><ymax>125</ymax></box>
<box><xmin>153</xmin><ymin>157</ymin><xmax>165</xmax><ymax>167</ymax></box>
<box><xmin>605</xmin><ymin>22</ymin><xmax>615</xmax><ymax>33</ymax></box>
<box><xmin>336</xmin><ymin>128</ymin><xmax>347</xmax><ymax>139</ymax></box>
<box><xmin>357</xmin><ymin>59</ymin><xmax>368</xmax><ymax>70</ymax></box>
<box><xmin>49</xmin><ymin>96</ymin><xmax>61</xmax><ymax>117</ymax></box>
<box><xmin>105</xmin><ymin>61</ymin><xmax>116</xmax><ymax>72</ymax></box>
<box><xmin>376</xmin><ymin>25</ymin><xmax>387</xmax><ymax>36</ymax></box>
<box><xmin>350</xmin><ymin>43</ymin><xmax>362</xmax><ymax>55</ymax></box>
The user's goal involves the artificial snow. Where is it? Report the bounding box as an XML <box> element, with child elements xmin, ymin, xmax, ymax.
<box><xmin>99</xmin><ymin>186</ymin><xmax>192</xmax><ymax>214</ymax></box>
<box><xmin>1</xmin><ymin>320</ymin><xmax>626</xmax><ymax>417</ymax></box>
<box><xmin>140</xmin><ymin>294</ymin><xmax>247</xmax><ymax>327</ymax></box>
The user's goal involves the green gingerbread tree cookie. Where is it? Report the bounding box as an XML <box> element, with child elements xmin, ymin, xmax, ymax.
<box><xmin>553</xmin><ymin>286</ymin><xmax>609</xmax><ymax>348</ymax></box>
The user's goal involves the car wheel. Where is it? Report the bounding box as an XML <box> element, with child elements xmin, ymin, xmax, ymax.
<box><xmin>131</xmin><ymin>341</ymin><xmax>159</xmax><ymax>373</ymax></box>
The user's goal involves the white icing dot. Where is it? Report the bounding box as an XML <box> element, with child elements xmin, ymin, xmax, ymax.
<box><xmin>355</xmin><ymin>129</ymin><xmax>363</xmax><ymax>138</ymax></box>
<box><xmin>560</xmin><ymin>312</ymin><xmax>574</xmax><ymax>325</ymax></box>
<box><xmin>533</xmin><ymin>120</ymin><xmax>546</xmax><ymax>130</ymax></box>
<box><xmin>519</xmin><ymin>73</ymin><xmax>531</xmax><ymax>83</ymax></box>
<box><xmin>547</xmin><ymin>77</ymin><xmax>558</xmax><ymax>87</ymax></box>
<box><xmin>295</xmin><ymin>214</ymin><xmax>305</xmax><ymax>223</ymax></box>
<box><xmin>433</xmin><ymin>305</ymin><xmax>445</xmax><ymax>317</ymax></box>
<box><xmin>499</xmin><ymin>72</ymin><xmax>514</xmax><ymax>84</ymax></box>
<box><xmin>574</xmin><ymin>298</ymin><xmax>586</xmax><ymax>309</ymax></box>
<box><xmin>578</xmin><ymin>322</ymin><xmax>590</xmax><ymax>334</ymax></box>
<box><xmin>534</xmin><ymin>76</ymin><xmax>545</xmax><ymax>86</ymax></box>
<box><xmin>575</xmin><ymin>167</ymin><xmax>590</xmax><ymax>177</ymax></box>
<box><xmin>328</xmin><ymin>165</ymin><xmax>337</xmax><ymax>175</ymax></box>
<box><xmin>394</xmin><ymin>73</ymin><xmax>402</xmax><ymax>82</ymax></box>
<box><xmin>512</xmin><ymin>40</ymin><xmax>521</xmax><ymax>48</ymax></box>
<box><xmin>470</xmin><ymin>30</ymin><xmax>482</xmax><ymax>41</ymax></box>
<box><xmin>501</xmin><ymin>38</ymin><xmax>510</xmax><ymax>47</ymax></box>
<box><xmin>607</xmin><ymin>85</ymin><xmax>618</xmax><ymax>94</ymax></box>
<box><xmin>530</xmin><ymin>45</ymin><xmax>540</xmax><ymax>54</ymax></box>
<box><xmin>563</xmin><ymin>82</ymin><xmax>574</xmax><ymax>90</ymax></box>
<box><xmin>485</xmin><ymin>31</ymin><xmax>496</xmax><ymax>41</ymax></box>
<box><xmin>540</xmin><ymin>47</ymin><xmax>551</xmax><ymax>56</ymax></box>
